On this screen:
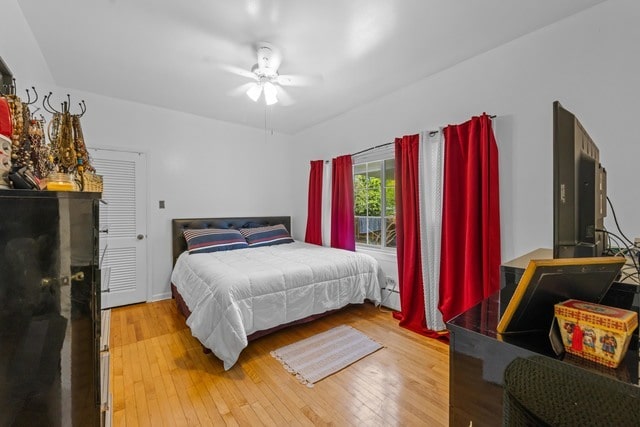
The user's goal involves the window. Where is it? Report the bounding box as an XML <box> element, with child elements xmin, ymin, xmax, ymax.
<box><xmin>353</xmin><ymin>158</ymin><xmax>396</xmax><ymax>249</ymax></box>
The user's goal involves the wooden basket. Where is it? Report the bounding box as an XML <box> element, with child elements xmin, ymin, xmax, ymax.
<box><xmin>83</xmin><ymin>172</ymin><xmax>103</xmax><ymax>193</ymax></box>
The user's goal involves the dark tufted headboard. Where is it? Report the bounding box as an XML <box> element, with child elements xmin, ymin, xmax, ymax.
<box><xmin>171</xmin><ymin>216</ymin><xmax>292</xmax><ymax>266</ymax></box>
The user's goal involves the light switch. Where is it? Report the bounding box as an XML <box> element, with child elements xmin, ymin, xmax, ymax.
<box><xmin>159</xmin><ymin>200</ymin><xmax>165</xmax><ymax>209</ymax></box>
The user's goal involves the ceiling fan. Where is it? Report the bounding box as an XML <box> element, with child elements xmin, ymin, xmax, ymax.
<box><xmin>221</xmin><ymin>42</ymin><xmax>320</xmax><ymax>106</ymax></box>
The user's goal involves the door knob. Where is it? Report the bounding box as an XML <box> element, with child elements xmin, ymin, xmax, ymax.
<box><xmin>137</xmin><ymin>234</ymin><xmax>144</xmax><ymax>240</ymax></box>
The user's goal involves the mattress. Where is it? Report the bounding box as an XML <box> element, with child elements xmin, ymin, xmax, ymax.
<box><xmin>170</xmin><ymin>241</ymin><xmax>384</xmax><ymax>369</ymax></box>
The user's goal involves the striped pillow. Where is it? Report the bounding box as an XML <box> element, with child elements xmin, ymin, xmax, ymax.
<box><xmin>183</xmin><ymin>228</ymin><xmax>248</xmax><ymax>254</ymax></box>
<box><xmin>239</xmin><ymin>224</ymin><xmax>294</xmax><ymax>247</ymax></box>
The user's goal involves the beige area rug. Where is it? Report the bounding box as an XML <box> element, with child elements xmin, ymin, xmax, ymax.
<box><xmin>271</xmin><ymin>325</ymin><xmax>383</xmax><ymax>387</ymax></box>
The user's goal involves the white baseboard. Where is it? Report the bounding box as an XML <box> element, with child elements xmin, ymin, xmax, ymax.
<box><xmin>150</xmin><ymin>292</ymin><xmax>172</xmax><ymax>302</ymax></box>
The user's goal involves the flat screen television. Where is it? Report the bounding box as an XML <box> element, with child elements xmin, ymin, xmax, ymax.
<box><xmin>553</xmin><ymin>101</ymin><xmax>607</xmax><ymax>258</ymax></box>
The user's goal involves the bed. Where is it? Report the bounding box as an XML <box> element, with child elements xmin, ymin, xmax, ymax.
<box><xmin>170</xmin><ymin>216</ymin><xmax>384</xmax><ymax>370</ymax></box>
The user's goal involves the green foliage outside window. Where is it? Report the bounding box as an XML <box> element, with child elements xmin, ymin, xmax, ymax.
<box><xmin>354</xmin><ymin>175</ymin><xmax>396</xmax><ymax>216</ymax></box>
<box><xmin>355</xmin><ymin>175</ymin><xmax>381</xmax><ymax>216</ymax></box>
<box><xmin>385</xmin><ymin>186</ymin><xmax>396</xmax><ymax>214</ymax></box>
<box><xmin>354</xmin><ymin>159</ymin><xmax>396</xmax><ymax>248</ymax></box>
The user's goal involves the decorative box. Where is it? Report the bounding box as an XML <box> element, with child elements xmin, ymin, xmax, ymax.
<box><xmin>555</xmin><ymin>299</ymin><xmax>638</xmax><ymax>368</ymax></box>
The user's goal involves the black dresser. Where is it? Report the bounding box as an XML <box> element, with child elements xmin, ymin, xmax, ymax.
<box><xmin>447</xmin><ymin>250</ymin><xmax>640</xmax><ymax>426</ymax></box>
<box><xmin>0</xmin><ymin>190</ymin><xmax>103</xmax><ymax>427</ymax></box>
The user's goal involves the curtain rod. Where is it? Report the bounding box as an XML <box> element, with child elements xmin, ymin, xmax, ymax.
<box><xmin>350</xmin><ymin>114</ymin><xmax>496</xmax><ymax>157</ymax></box>
<box><xmin>351</xmin><ymin>141</ymin><xmax>393</xmax><ymax>157</ymax></box>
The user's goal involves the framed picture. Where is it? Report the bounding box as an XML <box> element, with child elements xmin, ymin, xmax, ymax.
<box><xmin>497</xmin><ymin>257</ymin><xmax>625</xmax><ymax>334</ymax></box>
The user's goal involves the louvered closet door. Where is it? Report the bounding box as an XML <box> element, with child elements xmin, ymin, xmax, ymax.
<box><xmin>89</xmin><ymin>148</ymin><xmax>148</xmax><ymax>308</ymax></box>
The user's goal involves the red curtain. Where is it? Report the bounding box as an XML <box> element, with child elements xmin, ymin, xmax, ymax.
<box><xmin>304</xmin><ymin>160</ymin><xmax>324</xmax><ymax>245</ymax></box>
<box><xmin>392</xmin><ymin>135</ymin><xmax>425</xmax><ymax>331</ymax></box>
<box><xmin>439</xmin><ymin>114</ymin><xmax>501</xmax><ymax>322</ymax></box>
<box><xmin>330</xmin><ymin>155</ymin><xmax>355</xmax><ymax>251</ymax></box>
<box><xmin>392</xmin><ymin>135</ymin><xmax>446</xmax><ymax>339</ymax></box>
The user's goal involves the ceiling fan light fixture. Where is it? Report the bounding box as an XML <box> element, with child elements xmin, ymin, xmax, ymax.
<box><xmin>223</xmin><ymin>42</ymin><xmax>315</xmax><ymax>106</ymax></box>
<box><xmin>263</xmin><ymin>82</ymin><xmax>278</xmax><ymax>105</ymax></box>
<box><xmin>246</xmin><ymin>84</ymin><xmax>263</xmax><ymax>102</ymax></box>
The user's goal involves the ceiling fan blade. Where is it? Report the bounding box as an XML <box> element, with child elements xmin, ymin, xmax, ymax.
<box><xmin>218</xmin><ymin>64</ymin><xmax>259</xmax><ymax>81</ymax></box>
<box><xmin>276</xmin><ymin>74</ymin><xmax>323</xmax><ymax>87</ymax></box>
<box><xmin>227</xmin><ymin>82</ymin><xmax>258</xmax><ymax>97</ymax></box>
<box><xmin>275</xmin><ymin>86</ymin><xmax>295</xmax><ymax>106</ymax></box>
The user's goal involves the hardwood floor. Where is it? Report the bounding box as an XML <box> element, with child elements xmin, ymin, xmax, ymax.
<box><xmin>110</xmin><ymin>300</ymin><xmax>450</xmax><ymax>426</ymax></box>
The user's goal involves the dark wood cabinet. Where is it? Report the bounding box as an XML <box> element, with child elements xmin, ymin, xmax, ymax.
<box><xmin>447</xmin><ymin>250</ymin><xmax>640</xmax><ymax>426</ymax></box>
<box><xmin>0</xmin><ymin>190</ymin><xmax>103</xmax><ymax>426</ymax></box>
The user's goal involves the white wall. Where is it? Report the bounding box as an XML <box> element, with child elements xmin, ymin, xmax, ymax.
<box><xmin>0</xmin><ymin>0</ymin><xmax>55</xmax><ymax>88</ymax></box>
<box><xmin>2</xmin><ymin>0</ymin><xmax>294</xmax><ymax>301</ymax></box>
<box><xmin>290</xmin><ymin>0</ymin><xmax>640</xmax><ymax>264</ymax></box>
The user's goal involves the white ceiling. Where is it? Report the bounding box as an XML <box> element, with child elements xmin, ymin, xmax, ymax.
<box><xmin>17</xmin><ymin>0</ymin><xmax>606</xmax><ymax>135</ymax></box>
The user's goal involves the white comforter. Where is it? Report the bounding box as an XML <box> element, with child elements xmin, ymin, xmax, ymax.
<box><xmin>170</xmin><ymin>241</ymin><xmax>384</xmax><ymax>369</ymax></box>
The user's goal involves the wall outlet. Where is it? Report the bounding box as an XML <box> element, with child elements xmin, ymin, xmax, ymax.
<box><xmin>385</xmin><ymin>277</ymin><xmax>397</xmax><ymax>290</ymax></box>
